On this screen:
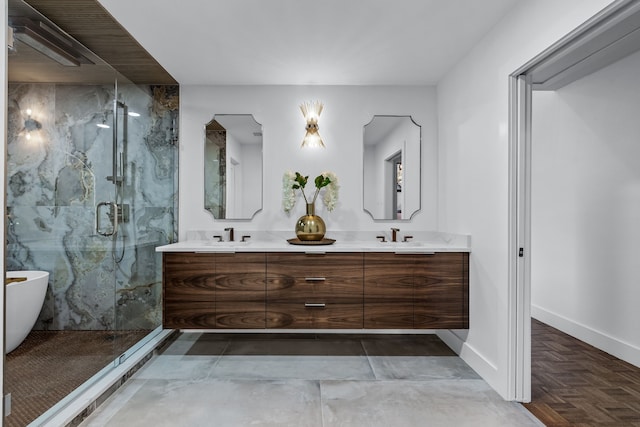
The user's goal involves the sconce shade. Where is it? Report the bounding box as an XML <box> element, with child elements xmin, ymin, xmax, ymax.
<box><xmin>300</xmin><ymin>101</ymin><xmax>325</xmax><ymax>148</ymax></box>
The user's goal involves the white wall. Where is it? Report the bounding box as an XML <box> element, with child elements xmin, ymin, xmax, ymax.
<box><xmin>531</xmin><ymin>49</ymin><xmax>640</xmax><ymax>367</ymax></box>
<box><xmin>179</xmin><ymin>85</ymin><xmax>438</xmax><ymax>238</ymax></box>
<box><xmin>437</xmin><ymin>0</ymin><xmax>615</xmax><ymax>399</ymax></box>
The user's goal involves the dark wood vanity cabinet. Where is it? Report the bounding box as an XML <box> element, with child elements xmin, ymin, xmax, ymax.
<box><xmin>266</xmin><ymin>252</ymin><xmax>364</xmax><ymax>329</ymax></box>
<box><xmin>163</xmin><ymin>252</ymin><xmax>266</xmax><ymax>329</ymax></box>
<box><xmin>163</xmin><ymin>250</ymin><xmax>468</xmax><ymax>330</ymax></box>
<box><xmin>215</xmin><ymin>253</ymin><xmax>266</xmax><ymax>329</ymax></box>
<box><xmin>364</xmin><ymin>253</ymin><xmax>415</xmax><ymax>328</ymax></box>
<box><xmin>414</xmin><ymin>252</ymin><xmax>468</xmax><ymax>329</ymax></box>
<box><xmin>364</xmin><ymin>252</ymin><xmax>469</xmax><ymax>329</ymax></box>
<box><xmin>163</xmin><ymin>252</ymin><xmax>217</xmax><ymax>329</ymax></box>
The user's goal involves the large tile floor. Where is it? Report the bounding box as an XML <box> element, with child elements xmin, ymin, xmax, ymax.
<box><xmin>82</xmin><ymin>333</ymin><xmax>542</xmax><ymax>426</ymax></box>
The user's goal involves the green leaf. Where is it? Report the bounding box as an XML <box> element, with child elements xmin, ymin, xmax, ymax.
<box><xmin>314</xmin><ymin>175</ymin><xmax>331</xmax><ymax>189</ymax></box>
<box><xmin>294</xmin><ymin>172</ymin><xmax>308</xmax><ymax>189</ymax></box>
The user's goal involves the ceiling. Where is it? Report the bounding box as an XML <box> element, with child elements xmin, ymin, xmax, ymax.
<box><xmin>10</xmin><ymin>0</ymin><xmax>177</xmax><ymax>84</ymax></box>
<box><xmin>96</xmin><ymin>0</ymin><xmax>522</xmax><ymax>86</ymax></box>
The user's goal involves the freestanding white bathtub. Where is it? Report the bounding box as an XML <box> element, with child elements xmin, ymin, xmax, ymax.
<box><xmin>5</xmin><ymin>270</ymin><xmax>49</xmax><ymax>354</ymax></box>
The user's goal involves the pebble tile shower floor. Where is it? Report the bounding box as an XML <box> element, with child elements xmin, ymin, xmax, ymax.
<box><xmin>5</xmin><ymin>330</ymin><xmax>149</xmax><ymax>427</ymax></box>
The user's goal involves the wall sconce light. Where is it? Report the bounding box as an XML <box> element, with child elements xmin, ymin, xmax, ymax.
<box><xmin>23</xmin><ymin>109</ymin><xmax>42</xmax><ymax>140</ymax></box>
<box><xmin>300</xmin><ymin>101</ymin><xmax>325</xmax><ymax>149</ymax></box>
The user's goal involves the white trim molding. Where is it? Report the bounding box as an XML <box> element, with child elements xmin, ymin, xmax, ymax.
<box><xmin>532</xmin><ymin>306</ymin><xmax>640</xmax><ymax>369</ymax></box>
<box><xmin>437</xmin><ymin>330</ymin><xmax>505</xmax><ymax>398</ymax></box>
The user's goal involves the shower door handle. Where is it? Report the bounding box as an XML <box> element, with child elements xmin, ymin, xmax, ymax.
<box><xmin>96</xmin><ymin>201</ymin><xmax>119</xmax><ymax>236</ymax></box>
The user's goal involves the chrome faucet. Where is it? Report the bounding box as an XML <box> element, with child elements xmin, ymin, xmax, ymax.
<box><xmin>225</xmin><ymin>227</ymin><xmax>235</xmax><ymax>242</ymax></box>
<box><xmin>391</xmin><ymin>228</ymin><xmax>399</xmax><ymax>242</ymax></box>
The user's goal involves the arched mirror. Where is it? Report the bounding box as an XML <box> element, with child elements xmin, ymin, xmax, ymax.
<box><xmin>363</xmin><ymin>116</ymin><xmax>421</xmax><ymax>220</ymax></box>
<box><xmin>204</xmin><ymin>114</ymin><xmax>263</xmax><ymax>219</ymax></box>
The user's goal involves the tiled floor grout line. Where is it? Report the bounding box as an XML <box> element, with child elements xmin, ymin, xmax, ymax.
<box><xmin>319</xmin><ymin>380</ymin><xmax>326</xmax><ymax>427</ymax></box>
<box><xmin>359</xmin><ymin>339</ymin><xmax>381</xmax><ymax>381</ymax></box>
<box><xmin>81</xmin><ymin>334</ymin><xmax>544</xmax><ymax>426</ymax></box>
<box><xmin>212</xmin><ymin>340</ymin><xmax>231</xmax><ymax>370</ymax></box>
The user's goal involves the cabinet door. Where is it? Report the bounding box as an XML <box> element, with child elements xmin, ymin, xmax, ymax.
<box><xmin>414</xmin><ymin>252</ymin><xmax>469</xmax><ymax>329</ymax></box>
<box><xmin>163</xmin><ymin>253</ymin><xmax>216</xmax><ymax>329</ymax></box>
<box><xmin>266</xmin><ymin>252</ymin><xmax>364</xmax><ymax>328</ymax></box>
<box><xmin>215</xmin><ymin>252</ymin><xmax>266</xmax><ymax>329</ymax></box>
<box><xmin>364</xmin><ymin>253</ymin><xmax>416</xmax><ymax>328</ymax></box>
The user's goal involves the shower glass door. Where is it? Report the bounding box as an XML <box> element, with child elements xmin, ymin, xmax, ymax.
<box><xmin>5</xmin><ymin>1</ymin><xmax>178</xmax><ymax>423</ymax></box>
<box><xmin>110</xmin><ymin>81</ymin><xmax>178</xmax><ymax>358</ymax></box>
<box><xmin>5</xmin><ymin>77</ymin><xmax>178</xmax><ymax>426</ymax></box>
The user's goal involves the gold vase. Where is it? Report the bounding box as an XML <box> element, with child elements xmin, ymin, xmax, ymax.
<box><xmin>295</xmin><ymin>203</ymin><xmax>326</xmax><ymax>241</ymax></box>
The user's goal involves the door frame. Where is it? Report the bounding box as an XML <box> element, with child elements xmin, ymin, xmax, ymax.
<box><xmin>508</xmin><ymin>0</ymin><xmax>640</xmax><ymax>402</ymax></box>
<box><xmin>508</xmin><ymin>72</ymin><xmax>532</xmax><ymax>402</ymax></box>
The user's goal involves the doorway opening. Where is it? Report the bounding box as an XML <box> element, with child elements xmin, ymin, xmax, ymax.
<box><xmin>387</xmin><ymin>151</ymin><xmax>403</xmax><ymax>219</ymax></box>
<box><xmin>509</xmin><ymin>0</ymin><xmax>640</xmax><ymax>406</ymax></box>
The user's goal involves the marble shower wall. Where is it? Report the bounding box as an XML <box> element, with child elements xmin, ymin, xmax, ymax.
<box><xmin>6</xmin><ymin>83</ymin><xmax>178</xmax><ymax>331</ymax></box>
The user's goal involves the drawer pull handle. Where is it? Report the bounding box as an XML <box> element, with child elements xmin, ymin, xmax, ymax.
<box><xmin>304</xmin><ymin>303</ymin><xmax>326</xmax><ymax>308</ymax></box>
<box><xmin>305</xmin><ymin>277</ymin><xmax>326</xmax><ymax>282</ymax></box>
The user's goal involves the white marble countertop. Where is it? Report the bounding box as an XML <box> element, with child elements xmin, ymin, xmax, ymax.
<box><xmin>156</xmin><ymin>230</ymin><xmax>471</xmax><ymax>253</ymax></box>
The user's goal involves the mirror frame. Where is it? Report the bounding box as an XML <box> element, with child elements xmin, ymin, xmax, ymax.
<box><xmin>204</xmin><ymin>114</ymin><xmax>263</xmax><ymax>220</ymax></box>
<box><xmin>362</xmin><ymin>115</ymin><xmax>421</xmax><ymax>221</ymax></box>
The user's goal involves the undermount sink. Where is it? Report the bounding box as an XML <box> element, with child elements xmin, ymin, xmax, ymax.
<box><xmin>204</xmin><ymin>240</ymin><xmax>251</xmax><ymax>247</ymax></box>
<box><xmin>377</xmin><ymin>240</ymin><xmax>418</xmax><ymax>245</ymax></box>
<box><xmin>375</xmin><ymin>241</ymin><xmax>440</xmax><ymax>248</ymax></box>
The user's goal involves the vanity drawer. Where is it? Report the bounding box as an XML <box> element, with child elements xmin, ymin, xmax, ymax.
<box><xmin>267</xmin><ymin>276</ymin><xmax>362</xmax><ymax>303</ymax></box>
<box><xmin>267</xmin><ymin>303</ymin><xmax>363</xmax><ymax>329</ymax></box>
<box><xmin>267</xmin><ymin>252</ymin><xmax>363</xmax><ymax>303</ymax></box>
<box><xmin>267</xmin><ymin>252</ymin><xmax>363</xmax><ymax>278</ymax></box>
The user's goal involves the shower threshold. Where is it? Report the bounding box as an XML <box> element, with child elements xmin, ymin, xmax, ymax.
<box><xmin>5</xmin><ymin>327</ymin><xmax>174</xmax><ymax>427</ymax></box>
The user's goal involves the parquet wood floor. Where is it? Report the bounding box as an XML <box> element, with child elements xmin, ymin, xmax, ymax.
<box><xmin>523</xmin><ymin>319</ymin><xmax>640</xmax><ymax>426</ymax></box>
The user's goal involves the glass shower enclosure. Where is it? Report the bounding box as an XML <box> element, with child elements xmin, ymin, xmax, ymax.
<box><xmin>5</xmin><ymin>1</ymin><xmax>178</xmax><ymax>423</ymax></box>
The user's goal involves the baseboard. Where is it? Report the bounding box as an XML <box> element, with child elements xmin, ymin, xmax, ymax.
<box><xmin>532</xmin><ymin>305</ymin><xmax>640</xmax><ymax>368</ymax></box>
<box><xmin>437</xmin><ymin>330</ymin><xmax>508</xmax><ymax>399</ymax></box>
